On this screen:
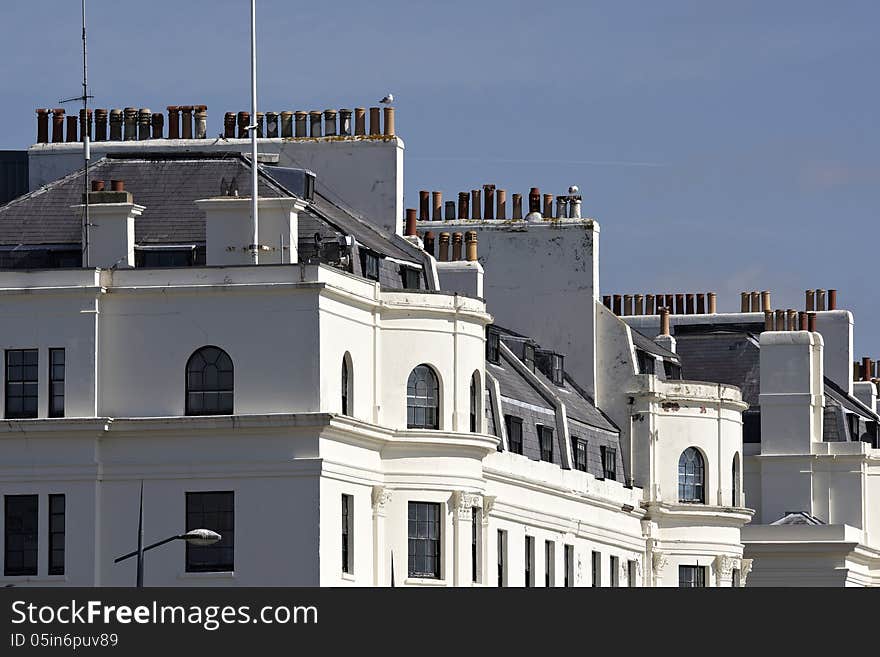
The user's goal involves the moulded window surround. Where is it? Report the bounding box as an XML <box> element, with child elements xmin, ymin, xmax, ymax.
<box><xmin>732</xmin><ymin>568</ymin><xmax>741</xmax><ymax>587</ymax></box>
<box><xmin>408</xmin><ymin>502</ymin><xmax>441</xmax><ymax>579</ymax></box>
<box><xmin>185</xmin><ymin>346</ymin><xmax>233</xmax><ymax>416</ymax></box>
<box><xmin>406</xmin><ymin>365</ymin><xmax>440</xmax><ymax>430</ymax></box>
<box><xmin>610</xmin><ymin>555</ymin><xmax>619</xmax><ymax>587</ymax></box>
<box><xmin>505</xmin><ymin>415</ymin><xmax>523</xmax><ymax>455</ymax></box>
<box><xmin>628</xmin><ymin>560</ymin><xmax>637</xmax><ymax>587</ymax></box>
<box><xmin>545</xmin><ymin>540</ymin><xmax>555</xmax><ymax>587</ymax></box>
<box><xmin>6</xmin><ymin>349</ymin><xmax>38</xmax><ymax>419</ymax></box>
<box><xmin>591</xmin><ymin>550</ymin><xmax>601</xmax><ymax>587</ymax></box>
<box><xmin>678</xmin><ymin>447</ymin><xmax>705</xmax><ymax>504</ymax></box>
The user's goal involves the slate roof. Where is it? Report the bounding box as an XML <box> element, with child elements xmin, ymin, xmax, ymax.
<box><xmin>487</xmin><ymin>324</ymin><xmax>624</xmax><ymax>480</ymax></box>
<box><xmin>674</xmin><ymin>331</ymin><xmax>761</xmax><ymax>407</ymax></box>
<box><xmin>673</xmin><ymin>326</ymin><xmax>878</xmax><ymax>444</ymax></box>
<box><xmin>630</xmin><ymin>326</ymin><xmax>679</xmax><ymax>362</ymax></box>
<box><xmin>0</xmin><ymin>152</ymin><xmax>427</xmax><ymax>271</ymax></box>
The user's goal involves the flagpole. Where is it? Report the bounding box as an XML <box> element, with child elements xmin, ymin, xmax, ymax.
<box><xmin>250</xmin><ymin>0</ymin><xmax>259</xmax><ymax>264</ymax></box>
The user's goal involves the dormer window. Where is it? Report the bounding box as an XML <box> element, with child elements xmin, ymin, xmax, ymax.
<box><xmin>664</xmin><ymin>361</ymin><xmax>682</xmax><ymax>380</ymax></box>
<box><xmin>635</xmin><ymin>350</ymin><xmax>655</xmax><ymax>375</ymax></box>
<box><xmin>486</xmin><ymin>329</ymin><xmax>500</xmax><ymax>364</ymax></box>
<box><xmin>523</xmin><ymin>343</ymin><xmax>535</xmax><ymax>372</ymax></box>
<box><xmin>361</xmin><ymin>251</ymin><xmax>379</xmax><ymax>281</ymax></box>
<box><xmin>551</xmin><ymin>354</ymin><xmax>564</xmax><ymax>385</ymax></box>
<box><xmin>400</xmin><ymin>266</ymin><xmax>421</xmax><ymax>290</ymax></box>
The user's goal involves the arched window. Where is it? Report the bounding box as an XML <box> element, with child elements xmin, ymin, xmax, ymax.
<box><xmin>407</xmin><ymin>365</ymin><xmax>439</xmax><ymax>429</ymax></box>
<box><xmin>678</xmin><ymin>447</ymin><xmax>705</xmax><ymax>504</ymax></box>
<box><xmin>341</xmin><ymin>353</ymin><xmax>352</xmax><ymax>416</ymax></box>
<box><xmin>732</xmin><ymin>453</ymin><xmax>740</xmax><ymax>506</ymax></box>
<box><xmin>186</xmin><ymin>346</ymin><xmax>233</xmax><ymax>416</ymax></box>
<box><xmin>469</xmin><ymin>371</ymin><xmax>481</xmax><ymax>432</ymax></box>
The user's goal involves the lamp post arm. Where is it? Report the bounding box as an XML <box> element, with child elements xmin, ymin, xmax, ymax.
<box><xmin>114</xmin><ymin>535</ymin><xmax>182</xmax><ymax>564</ymax></box>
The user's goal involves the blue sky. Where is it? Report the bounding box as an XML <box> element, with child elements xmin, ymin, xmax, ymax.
<box><xmin>2</xmin><ymin>1</ymin><xmax>878</xmax><ymax>356</ymax></box>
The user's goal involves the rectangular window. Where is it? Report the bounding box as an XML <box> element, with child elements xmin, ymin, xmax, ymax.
<box><xmin>591</xmin><ymin>551</ymin><xmax>601</xmax><ymax>587</ymax></box>
<box><xmin>341</xmin><ymin>494</ymin><xmax>353</xmax><ymax>575</ymax></box>
<box><xmin>48</xmin><ymin>348</ymin><xmax>65</xmax><ymax>418</ymax></box>
<box><xmin>361</xmin><ymin>251</ymin><xmax>379</xmax><ymax>281</ymax></box>
<box><xmin>523</xmin><ymin>344</ymin><xmax>535</xmax><ymax>372</ymax></box>
<box><xmin>664</xmin><ymin>361</ymin><xmax>682</xmax><ymax>380</ymax></box>
<box><xmin>135</xmin><ymin>248</ymin><xmax>195</xmax><ymax>268</ymax></box>
<box><xmin>48</xmin><ymin>494</ymin><xmax>65</xmax><ymax>576</ymax></box>
<box><xmin>564</xmin><ymin>545</ymin><xmax>574</xmax><ymax>587</ymax></box>
<box><xmin>628</xmin><ymin>559</ymin><xmax>638</xmax><ymax>587</ymax></box>
<box><xmin>551</xmin><ymin>354</ymin><xmax>564</xmax><ymax>385</ymax></box>
<box><xmin>679</xmin><ymin>565</ymin><xmax>707</xmax><ymax>588</ymax></box>
<box><xmin>497</xmin><ymin>530</ymin><xmax>507</xmax><ymax>587</ymax></box>
<box><xmin>610</xmin><ymin>555</ymin><xmax>619</xmax><ymax>587</ymax></box>
<box><xmin>732</xmin><ymin>568</ymin><xmax>741</xmax><ymax>588</ymax></box>
<box><xmin>572</xmin><ymin>437</ymin><xmax>588</xmax><ymax>472</ymax></box>
<box><xmin>545</xmin><ymin>540</ymin><xmax>555</xmax><ymax>587</ymax></box>
<box><xmin>6</xmin><ymin>349</ymin><xmax>38</xmax><ymax>419</ymax></box>
<box><xmin>471</xmin><ymin>507</ymin><xmax>481</xmax><ymax>584</ymax></box>
<box><xmin>601</xmin><ymin>446</ymin><xmax>617</xmax><ymax>481</ymax></box>
<box><xmin>538</xmin><ymin>425</ymin><xmax>554</xmax><ymax>463</ymax></box>
<box><xmin>636</xmin><ymin>349</ymin><xmax>655</xmax><ymax>375</ymax></box>
<box><xmin>185</xmin><ymin>492</ymin><xmax>234</xmax><ymax>573</ymax></box>
<box><xmin>505</xmin><ymin>415</ymin><xmax>523</xmax><ymax>455</ymax></box>
<box><xmin>400</xmin><ymin>266</ymin><xmax>421</xmax><ymax>290</ymax></box>
<box><xmin>408</xmin><ymin>502</ymin><xmax>441</xmax><ymax>579</ymax></box>
<box><xmin>486</xmin><ymin>329</ymin><xmax>500</xmax><ymax>364</ymax></box>
<box><xmin>4</xmin><ymin>495</ymin><xmax>38</xmax><ymax>576</ymax></box>
<box><xmin>524</xmin><ymin>536</ymin><xmax>534</xmax><ymax>587</ymax></box>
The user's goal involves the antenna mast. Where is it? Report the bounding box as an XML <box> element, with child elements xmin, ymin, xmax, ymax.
<box><xmin>82</xmin><ymin>0</ymin><xmax>90</xmax><ymax>267</ymax></box>
<box><xmin>60</xmin><ymin>1</ymin><xmax>94</xmax><ymax>266</ymax></box>
<box><xmin>249</xmin><ymin>0</ymin><xmax>260</xmax><ymax>264</ymax></box>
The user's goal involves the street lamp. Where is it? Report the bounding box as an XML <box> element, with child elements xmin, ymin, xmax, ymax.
<box><xmin>114</xmin><ymin>482</ymin><xmax>221</xmax><ymax>586</ymax></box>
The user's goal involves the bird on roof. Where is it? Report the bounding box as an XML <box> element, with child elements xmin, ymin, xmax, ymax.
<box><xmin>380</xmin><ymin>94</ymin><xmax>394</xmax><ymax>104</ymax></box>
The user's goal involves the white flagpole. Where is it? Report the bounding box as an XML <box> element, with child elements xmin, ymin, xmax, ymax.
<box><xmin>250</xmin><ymin>0</ymin><xmax>259</xmax><ymax>264</ymax></box>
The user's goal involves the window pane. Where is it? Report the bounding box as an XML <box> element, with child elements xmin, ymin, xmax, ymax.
<box><xmin>5</xmin><ymin>495</ymin><xmax>38</xmax><ymax>576</ymax></box>
<box><xmin>407</xmin><ymin>502</ymin><xmax>441</xmax><ymax>578</ymax></box>
<box><xmin>185</xmin><ymin>492</ymin><xmax>234</xmax><ymax>572</ymax></box>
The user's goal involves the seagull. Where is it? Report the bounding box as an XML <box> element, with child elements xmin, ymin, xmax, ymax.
<box><xmin>380</xmin><ymin>93</ymin><xmax>394</xmax><ymax>105</ymax></box>
<box><xmin>569</xmin><ymin>185</ymin><xmax>579</xmax><ymax>194</ymax></box>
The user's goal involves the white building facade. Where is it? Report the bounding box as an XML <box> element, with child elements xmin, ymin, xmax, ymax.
<box><xmin>0</xmin><ymin>114</ymin><xmax>751</xmax><ymax>587</ymax></box>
